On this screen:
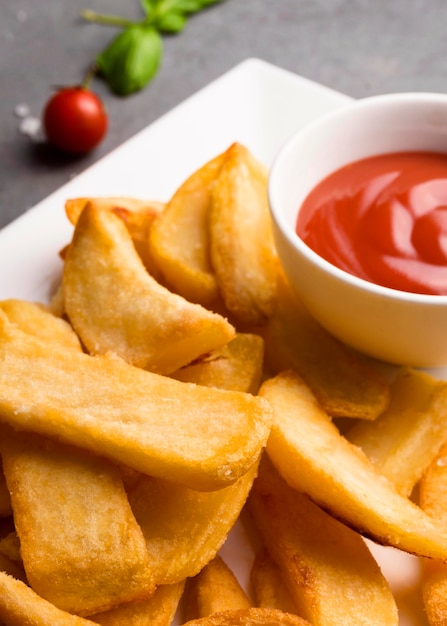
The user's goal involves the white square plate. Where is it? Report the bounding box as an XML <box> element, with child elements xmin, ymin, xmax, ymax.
<box><xmin>0</xmin><ymin>58</ymin><xmax>428</xmax><ymax>626</ymax></box>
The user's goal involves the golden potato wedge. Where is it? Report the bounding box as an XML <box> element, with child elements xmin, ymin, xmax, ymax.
<box><xmin>127</xmin><ymin>463</ymin><xmax>258</xmax><ymax>584</ymax></box>
<box><xmin>261</xmin><ymin>272</ymin><xmax>390</xmax><ymax>420</ymax></box>
<box><xmin>171</xmin><ymin>332</ymin><xmax>264</xmax><ymax>394</ymax></box>
<box><xmin>89</xmin><ymin>581</ymin><xmax>185</xmax><ymax>626</ymax></box>
<box><xmin>184</xmin><ymin>555</ymin><xmax>251</xmax><ymax>621</ymax></box>
<box><xmin>63</xmin><ymin>203</ymin><xmax>235</xmax><ymax>375</ymax></box>
<box><xmin>419</xmin><ymin>443</ymin><xmax>447</xmax><ymax>626</ymax></box>
<box><xmin>346</xmin><ymin>367</ymin><xmax>447</xmax><ymax>496</ymax></box>
<box><xmin>250</xmin><ymin>548</ymin><xmax>297</xmax><ymax>614</ymax></box>
<box><xmin>247</xmin><ymin>455</ymin><xmax>398</xmax><ymax>626</ymax></box>
<box><xmin>0</xmin><ymin>313</ymin><xmax>271</xmax><ymax>491</ymax></box>
<box><xmin>0</xmin><ymin>299</ymin><xmax>82</xmax><ymax>351</ymax></box>
<box><xmin>65</xmin><ymin>197</ymin><xmax>164</xmax><ymax>277</ymax></box>
<box><xmin>0</xmin><ymin>553</ymin><xmax>26</xmax><ymax>582</ymax></box>
<box><xmin>149</xmin><ymin>152</ymin><xmax>226</xmax><ymax>306</ymax></box>
<box><xmin>260</xmin><ymin>370</ymin><xmax>447</xmax><ymax>560</ymax></box>
<box><xmin>48</xmin><ymin>283</ymin><xmax>65</xmax><ymax>317</ymax></box>
<box><xmin>0</xmin><ymin>532</ymin><xmax>21</xmax><ymax>564</ymax></box>
<box><xmin>109</xmin><ymin>205</ymin><xmax>163</xmax><ymax>277</ymax></box>
<box><xmin>0</xmin><ymin>571</ymin><xmax>98</xmax><ymax>626</ymax></box>
<box><xmin>0</xmin><ymin>428</ymin><xmax>154</xmax><ymax>616</ymax></box>
<box><xmin>209</xmin><ymin>143</ymin><xmax>278</xmax><ymax>325</ymax></box>
<box><xmin>182</xmin><ymin>607</ymin><xmax>312</xmax><ymax>626</ymax></box>
<box><xmin>65</xmin><ymin>196</ymin><xmax>163</xmax><ymax>226</ymax></box>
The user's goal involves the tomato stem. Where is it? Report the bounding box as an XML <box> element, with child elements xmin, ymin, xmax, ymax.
<box><xmin>81</xmin><ymin>63</ymin><xmax>100</xmax><ymax>89</ymax></box>
<box><xmin>81</xmin><ymin>9</ymin><xmax>135</xmax><ymax>28</ymax></box>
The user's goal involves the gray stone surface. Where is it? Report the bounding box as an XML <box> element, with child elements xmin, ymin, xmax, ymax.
<box><xmin>2</xmin><ymin>0</ymin><xmax>447</xmax><ymax>228</ymax></box>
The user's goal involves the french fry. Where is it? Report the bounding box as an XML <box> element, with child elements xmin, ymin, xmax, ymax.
<box><xmin>261</xmin><ymin>272</ymin><xmax>390</xmax><ymax>420</ymax></box>
<box><xmin>184</xmin><ymin>555</ymin><xmax>251</xmax><ymax>621</ymax></box>
<box><xmin>63</xmin><ymin>203</ymin><xmax>235</xmax><ymax>374</ymax></box>
<box><xmin>259</xmin><ymin>370</ymin><xmax>447</xmax><ymax>560</ymax></box>
<box><xmin>209</xmin><ymin>143</ymin><xmax>278</xmax><ymax>325</ymax></box>
<box><xmin>247</xmin><ymin>455</ymin><xmax>398</xmax><ymax>626</ymax></box>
<box><xmin>0</xmin><ymin>312</ymin><xmax>271</xmax><ymax>491</ymax></box>
<box><xmin>149</xmin><ymin>152</ymin><xmax>226</xmax><ymax>306</ymax></box>
<box><xmin>346</xmin><ymin>367</ymin><xmax>447</xmax><ymax>496</ymax></box>
<box><xmin>250</xmin><ymin>548</ymin><xmax>297</xmax><ymax>614</ymax></box>
<box><xmin>171</xmin><ymin>332</ymin><xmax>264</xmax><ymax>394</ymax></box>
<box><xmin>127</xmin><ymin>463</ymin><xmax>258</xmax><ymax>584</ymax></box>
<box><xmin>89</xmin><ymin>581</ymin><xmax>185</xmax><ymax>626</ymax></box>
<box><xmin>419</xmin><ymin>443</ymin><xmax>447</xmax><ymax>626</ymax></box>
<box><xmin>0</xmin><ymin>428</ymin><xmax>154</xmax><ymax>616</ymax></box>
<box><xmin>0</xmin><ymin>571</ymin><xmax>98</xmax><ymax>626</ymax></box>
<box><xmin>181</xmin><ymin>607</ymin><xmax>312</xmax><ymax>625</ymax></box>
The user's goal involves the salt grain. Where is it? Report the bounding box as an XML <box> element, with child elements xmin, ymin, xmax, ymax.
<box><xmin>19</xmin><ymin>116</ymin><xmax>44</xmax><ymax>142</ymax></box>
<box><xmin>14</xmin><ymin>103</ymin><xmax>30</xmax><ymax>118</ymax></box>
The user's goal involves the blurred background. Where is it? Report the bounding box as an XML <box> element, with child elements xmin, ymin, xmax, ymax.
<box><xmin>2</xmin><ymin>0</ymin><xmax>447</xmax><ymax>228</ymax></box>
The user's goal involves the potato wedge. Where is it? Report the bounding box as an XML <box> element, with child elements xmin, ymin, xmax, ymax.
<box><xmin>182</xmin><ymin>607</ymin><xmax>312</xmax><ymax>626</ymax></box>
<box><xmin>260</xmin><ymin>370</ymin><xmax>447</xmax><ymax>560</ymax></box>
<box><xmin>0</xmin><ymin>428</ymin><xmax>154</xmax><ymax>616</ymax></box>
<box><xmin>419</xmin><ymin>443</ymin><xmax>447</xmax><ymax>626</ymax></box>
<box><xmin>0</xmin><ymin>532</ymin><xmax>21</xmax><ymax>564</ymax></box>
<box><xmin>109</xmin><ymin>205</ymin><xmax>163</xmax><ymax>278</ymax></box>
<box><xmin>89</xmin><ymin>581</ymin><xmax>185</xmax><ymax>626</ymax></box>
<box><xmin>0</xmin><ymin>313</ymin><xmax>271</xmax><ymax>491</ymax></box>
<box><xmin>184</xmin><ymin>555</ymin><xmax>251</xmax><ymax>621</ymax></box>
<box><xmin>149</xmin><ymin>153</ymin><xmax>226</xmax><ymax>305</ymax></box>
<box><xmin>127</xmin><ymin>463</ymin><xmax>258</xmax><ymax>584</ymax></box>
<box><xmin>209</xmin><ymin>143</ymin><xmax>278</xmax><ymax>325</ymax></box>
<box><xmin>247</xmin><ymin>455</ymin><xmax>398</xmax><ymax>626</ymax></box>
<box><xmin>346</xmin><ymin>367</ymin><xmax>447</xmax><ymax>496</ymax></box>
<box><xmin>0</xmin><ymin>571</ymin><xmax>98</xmax><ymax>626</ymax></box>
<box><xmin>261</xmin><ymin>272</ymin><xmax>390</xmax><ymax>420</ymax></box>
<box><xmin>250</xmin><ymin>548</ymin><xmax>297</xmax><ymax>614</ymax></box>
<box><xmin>63</xmin><ymin>203</ymin><xmax>235</xmax><ymax>374</ymax></box>
<box><xmin>0</xmin><ymin>299</ymin><xmax>82</xmax><ymax>351</ymax></box>
<box><xmin>65</xmin><ymin>197</ymin><xmax>164</xmax><ymax>277</ymax></box>
<box><xmin>65</xmin><ymin>196</ymin><xmax>163</xmax><ymax>226</ymax></box>
<box><xmin>0</xmin><ymin>553</ymin><xmax>26</xmax><ymax>582</ymax></box>
<box><xmin>171</xmin><ymin>332</ymin><xmax>264</xmax><ymax>394</ymax></box>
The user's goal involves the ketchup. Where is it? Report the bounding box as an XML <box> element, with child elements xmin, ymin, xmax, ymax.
<box><xmin>296</xmin><ymin>152</ymin><xmax>447</xmax><ymax>295</ymax></box>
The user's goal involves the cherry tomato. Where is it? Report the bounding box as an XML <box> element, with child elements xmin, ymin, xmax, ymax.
<box><xmin>43</xmin><ymin>87</ymin><xmax>108</xmax><ymax>155</ymax></box>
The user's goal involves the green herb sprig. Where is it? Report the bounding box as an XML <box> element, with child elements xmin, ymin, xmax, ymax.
<box><xmin>82</xmin><ymin>0</ymin><xmax>225</xmax><ymax>96</ymax></box>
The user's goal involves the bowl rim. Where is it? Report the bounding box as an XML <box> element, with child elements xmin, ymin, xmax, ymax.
<box><xmin>268</xmin><ymin>91</ymin><xmax>447</xmax><ymax>306</ymax></box>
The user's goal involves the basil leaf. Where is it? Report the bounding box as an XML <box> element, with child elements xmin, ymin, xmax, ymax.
<box><xmin>153</xmin><ymin>0</ymin><xmax>223</xmax><ymax>31</ymax></box>
<box><xmin>156</xmin><ymin>11</ymin><xmax>187</xmax><ymax>32</ymax></box>
<box><xmin>167</xmin><ymin>1</ymin><xmax>205</xmax><ymax>11</ymax></box>
<box><xmin>155</xmin><ymin>0</ymin><xmax>223</xmax><ymax>17</ymax></box>
<box><xmin>175</xmin><ymin>0</ymin><xmax>222</xmax><ymax>11</ymax></box>
<box><xmin>140</xmin><ymin>0</ymin><xmax>157</xmax><ymax>17</ymax></box>
<box><xmin>97</xmin><ymin>25</ymin><xmax>162</xmax><ymax>96</ymax></box>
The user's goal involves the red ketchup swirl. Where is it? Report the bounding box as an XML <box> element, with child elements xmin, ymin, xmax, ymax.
<box><xmin>296</xmin><ymin>152</ymin><xmax>447</xmax><ymax>295</ymax></box>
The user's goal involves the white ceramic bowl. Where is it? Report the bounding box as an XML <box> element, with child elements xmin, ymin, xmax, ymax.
<box><xmin>268</xmin><ymin>92</ymin><xmax>447</xmax><ymax>368</ymax></box>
